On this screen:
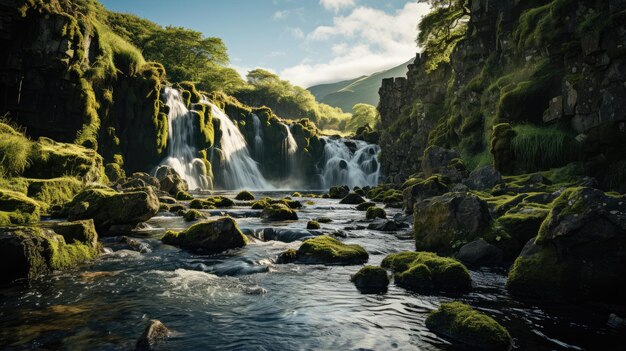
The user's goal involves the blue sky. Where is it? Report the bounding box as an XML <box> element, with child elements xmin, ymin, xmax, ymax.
<box><xmin>100</xmin><ymin>0</ymin><xmax>429</xmax><ymax>87</ymax></box>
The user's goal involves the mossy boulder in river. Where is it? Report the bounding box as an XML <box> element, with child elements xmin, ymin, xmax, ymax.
<box><xmin>235</xmin><ymin>190</ymin><xmax>255</xmax><ymax>201</ymax></box>
<box><xmin>261</xmin><ymin>203</ymin><xmax>298</xmax><ymax>221</ymax></box>
<box><xmin>426</xmin><ymin>302</ymin><xmax>512</xmax><ymax>351</ymax></box>
<box><xmin>329</xmin><ymin>185</ymin><xmax>350</xmax><ymax>199</ymax></box>
<box><xmin>161</xmin><ymin>217</ymin><xmax>248</xmax><ymax>253</ymax></box>
<box><xmin>339</xmin><ymin>192</ymin><xmax>366</xmax><ymax>205</ymax></box>
<box><xmin>507</xmin><ymin>187</ymin><xmax>626</xmax><ymax>303</ymax></box>
<box><xmin>402</xmin><ymin>175</ymin><xmax>449</xmax><ymax>214</ymax></box>
<box><xmin>65</xmin><ymin>187</ymin><xmax>159</xmax><ymax>230</ymax></box>
<box><xmin>366</xmin><ymin>206</ymin><xmax>386</xmax><ymax>220</ymax></box>
<box><xmin>0</xmin><ymin>220</ymin><xmax>101</xmax><ymax>284</ymax></box>
<box><xmin>351</xmin><ymin>266</ymin><xmax>389</xmax><ymax>293</ymax></box>
<box><xmin>413</xmin><ymin>192</ymin><xmax>492</xmax><ymax>254</ymax></box>
<box><xmin>291</xmin><ymin>235</ymin><xmax>368</xmax><ymax>265</ymax></box>
<box><xmin>382</xmin><ymin>251</ymin><xmax>471</xmax><ymax>292</ymax></box>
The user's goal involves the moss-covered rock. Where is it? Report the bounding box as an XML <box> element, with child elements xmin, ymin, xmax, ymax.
<box><xmin>382</xmin><ymin>251</ymin><xmax>472</xmax><ymax>292</ymax></box>
<box><xmin>507</xmin><ymin>187</ymin><xmax>626</xmax><ymax>303</ymax></box>
<box><xmin>105</xmin><ymin>163</ymin><xmax>125</xmax><ymax>183</ymax></box>
<box><xmin>190</xmin><ymin>196</ymin><xmax>234</xmax><ymax>209</ymax></box>
<box><xmin>251</xmin><ymin>199</ymin><xmax>269</xmax><ymax>209</ymax></box>
<box><xmin>26</xmin><ymin>137</ymin><xmax>105</xmax><ymax>182</ymax></box>
<box><xmin>426</xmin><ymin>302</ymin><xmax>512</xmax><ymax>351</ymax></box>
<box><xmin>366</xmin><ymin>206</ymin><xmax>386</xmax><ymax>220</ymax></box>
<box><xmin>0</xmin><ymin>189</ymin><xmax>41</xmax><ymax>226</ymax></box>
<box><xmin>306</xmin><ymin>220</ymin><xmax>320</xmax><ymax>229</ymax></box>
<box><xmin>64</xmin><ymin>187</ymin><xmax>159</xmax><ymax>230</ymax></box>
<box><xmin>295</xmin><ymin>235</ymin><xmax>368</xmax><ymax>265</ymax></box>
<box><xmin>351</xmin><ymin>265</ymin><xmax>389</xmax><ymax>293</ymax></box>
<box><xmin>175</xmin><ymin>191</ymin><xmax>194</xmax><ymax>201</ymax></box>
<box><xmin>183</xmin><ymin>209</ymin><xmax>206</xmax><ymax>222</ymax></box>
<box><xmin>160</xmin><ymin>217</ymin><xmax>247</xmax><ymax>253</ymax></box>
<box><xmin>339</xmin><ymin>192</ymin><xmax>366</xmax><ymax>205</ymax></box>
<box><xmin>402</xmin><ymin>175</ymin><xmax>449</xmax><ymax>214</ymax></box>
<box><xmin>414</xmin><ymin>192</ymin><xmax>492</xmax><ymax>254</ymax></box>
<box><xmin>329</xmin><ymin>185</ymin><xmax>350</xmax><ymax>199</ymax></box>
<box><xmin>276</xmin><ymin>248</ymin><xmax>298</xmax><ymax>264</ymax></box>
<box><xmin>0</xmin><ymin>221</ymin><xmax>100</xmax><ymax>284</ymax></box>
<box><xmin>26</xmin><ymin>177</ymin><xmax>84</xmax><ymax>212</ymax></box>
<box><xmin>235</xmin><ymin>190</ymin><xmax>255</xmax><ymax>201</ymax></box>
<box><xmin>356</xmin><ymin>202</ymin><xmax>376</xmax><ymax>211</ymax></box>
<box><xmin>261</xmin><ymin>203</ymin><xmax>298</xmax><ymax>221</ymax></box>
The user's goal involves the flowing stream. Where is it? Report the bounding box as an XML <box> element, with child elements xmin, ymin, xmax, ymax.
<box><xmin>0</xmin><ymin>191</ymin><xmax>622</xmax><ymax>350</ymax></box>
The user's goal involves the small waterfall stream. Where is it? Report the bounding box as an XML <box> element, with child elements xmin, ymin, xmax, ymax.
<box><xmin>281</xmin><ymin>123</ymin><xmax>298</xmax><ymax>176</ymax></box>
<box><xmin>203</xmin><ymin>100</ymin><xmax>272</xmax><ymax>190</ymax></box>
<box><xmin>160</xmin><ymin>87</ymin><xmax>209</xmax><ymax>190</ymax></box>
<box><xmin>320</xmin><ymin>137</ymin><xmax>380</xmax><ymax>188</ymax></box>
<box><xmin>252</xmin><ymin>114</ymin><xmax>264</xmax><ymax>161</ymax></box>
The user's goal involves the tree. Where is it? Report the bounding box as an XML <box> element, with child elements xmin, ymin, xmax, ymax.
<box><xmin>417</xmin><ymin>0</ymin><xmax>470</xmax><ymax>71</ymax></box>
<box><xmin>347</xmin><ymin>104</ymin><xmax>380</xmax><ymax>131</ymax></box>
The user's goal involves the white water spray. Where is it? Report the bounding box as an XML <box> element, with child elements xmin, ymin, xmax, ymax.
<box><xmin>251</xmin><ymin>113</ymin><xmax>264</xmax><ymax>161</ymax></box>
<box><xmin>202</xmin><ymin>99</ymin><xmax>272</xmax><ymax>190</ymax></box>
<box><xmin>320</xmin><ymin>138</ymin><xmax>380</xmax><ymax>188</ymax></box>
<box><xmin>159</xmin><ymin>87</ymin><xmax>209</xmax><ymax>190</ymax></box>
<box><xmin>281</xmin><ymin>123</ymin><xmax>298</xmax><ymax>175</ymax></box>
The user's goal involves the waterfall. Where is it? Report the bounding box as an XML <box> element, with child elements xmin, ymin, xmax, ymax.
<box><xmin>159</xmin><ymin>87</ymin><xmax>209</xmax><ymax>190</ymax></box>
<box><xmin>251</xmin><ymin>113</ymin><xmax>264</xmax><ymax>161</ymax></box>
<box><xmin>320</xmin><ymin>137</ymin><xmax>380</xmax><ymax>189</ymax></box>
<box><xmin>202</xmin><ymin>100</ymin><xmax>272</xmax><ymax>190</ymax></box>
<box><xmin>281</xmin><ymin>123</ymin><xmax>298</xmax><ymax>175</ymax></box>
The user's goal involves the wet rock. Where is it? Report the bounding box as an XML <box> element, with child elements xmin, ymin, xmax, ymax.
<box><xmin>339</xmin><ymin>192</ymin><xmax>366</xmax><ymax>205</ymax></box>
<box><xmin>329</xmin><ymin>185</ymin><xmax>350</xmax><ymax>199</ymax></box>
<box><xmin>464</xmin><ymin>166</ymin><xmax>503</xmax><ymax>191</ymax></box>
<box><xmin>426</xmin><ymin>302</ymin><xmax>511</xmax><ymax>351</ymax></box>
<box><xmin>607</xmin><ymin>313</ymin><xmax>626</xmax><ymax>330</ymax></box>
<box><xmin>351</xmin><ymin>266</ymin><xmax>389</xmax><ymax>293</ymax></box>
<box><xmin>356</xmin><ymin>202</ymin><xmax>376</xmax><ymax>211</ymax></box>
<box><xmin>456</xmin><ymin>239</ymin><xmax>503</xmax><ymax>267</ymax></box>
<box><xmin>65</xmin><ymin>187</ymin><xmax>160</xmax><ymax>230</ymax></box>
<box><xmin>413</xmin><ymin>192</ymin><xmax>492</xmax><ymax>254</ymax></box>
<box><xmin>158</xmin><ymin>196</ymin><xmax>177</xmax><ymax>204</ymax></box>
<box><xmin>235</xmin><ymin>190</ymin><xmax>255</xmax><ymax>201</ymax></box>
<box><xmin>135</xmin><ymin>319</ymin><xmax>170</xmax><ymax>351</ymax></box>
<box><xmin>306</xmin><ymin>221</ymin><xmax>320</xmax><ymax>229</ymax></box>
<box><xmin>255</xmin><ymin>228</ymin><xmax>315</xmax><ymax>243</ymax></box>
<box><xmin>422</xmin><ymin>146</ymin><xmax>468</xmax><ymax>183</ymax></box>
<box><xmin>276</xmin><ymin>249</ymin><xmax>297</xmax><ymax>263</ymax></box>
<box><xmin>292</xmin><ymin>235</ymin><xmax>368</xmax><ymax>265</ymax></box>
<box><xmin>118</xmin><ymin>236</ymin><xmax>151</xmax><ymax>253</ymax></box>
<box><xmin>402</xmin><ymin>175</ymin><xmax>449</xmax><ymax>214</ymax></box>
<box><xmin>183</xmin><ymin>209</ymin><xmax>205</xmax><ymax>222</ymax></box>
<box><xmin>382</xmin><ymin>251</ymin><xmax>472</xmax><ymax>293</ymax></box>
<box><xmin>261</xmin><ymin>203</ymin><xmax>298</xmax><ymax>221</ymax></box>
<box><xmin>155</xmin><ymin>166</ymin><xmax>188</xmax><ymax>196</ymax></box>
<box><xmin>161</xmin><ymin>217</ymin><xmax>248</xmax><ymax>253</ymax></box>
<box><xmin>365</xmin><ymin>206</ymin><xmax>386</xmax><ymax>220</ymax></box>
<box><xmin>507</xmin><ymin>187</ymin><xmax>626</xmax><ymax>303</ymax></box>
<box><xmin>316</xmin><ymin>217</ymin><xmax>333</xmax><ymax>223</ymax></box>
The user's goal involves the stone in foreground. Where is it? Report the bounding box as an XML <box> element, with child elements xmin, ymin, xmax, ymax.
<box><xmin>426</xmin><ymin>302</ymin><xmax>511</xmax><ymax>351</ymax></box>
<box><xmin>161</xmin><ymin>217</ymin><xmax>248</xmax><ymax>253</ymax></box>
<box><xmin>351</xmin><ymin>265</ymin><xmax>389</xmax><ymax>293</ymax></box>
<box><xmin>135</xmin><ymin>319</ymin><xmax>170</xmax><ymax>351</ymax></box>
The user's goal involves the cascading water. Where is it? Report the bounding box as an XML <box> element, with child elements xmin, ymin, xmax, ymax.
<box><xmin>280</xmin><ymin>123</ymin><xmax>298</xmax><ymax>175</ymax></box>
<box><xmin>202</xmin><ymin>99</ymin><xmax>272</xmax><ymax>190</ymax></box>
<box><xmin>320</xmin><ymin>137</ymin><xmax>380</xmax><ymax>188</ymax></box>
<box><xmin>251</xmin><ymin>114</ymin><xmax>264</xmax><ymax>161</ymax></box>
<box><xmin>159</xmin><ymin>87</ymin><xmax>209</xmax><ymax>190</ymax></box>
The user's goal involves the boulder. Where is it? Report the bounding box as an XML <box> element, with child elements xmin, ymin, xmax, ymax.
<box><xmin>329</xmin><ymin>185</ymin><xmax>350</xmax><ymax>199</ymax></box>
<box><xmin>402</xmin><ymin>175</ymin><xmax>449</xmax><ymax>214</ymax></box>
<box><xmin>135</xmin><ymin>319</ymin><xmax>170</xmax><ymax>351</ymax></box>
<box><xmin>382</xmin><ymin>251</ymin><xmax>472</xmax><ymax>293</ymax></box>
<box><xmin>356</xmin><ymin>202</ymin><xmax>376</xmax><ymax>211</ymax></box>
<box><xmin>366</xmin><ymin>206</ymin><xmax>386</xmax><ymax>220</ymax></box>
<box><xmin>105</xmin><ymin>163</ymin><xmax>125</xmax><ymax>183</ymax></box>
<box><xmin>261</xmin><ymin>203</ymin><xmax>298</xmax><ymax>221</ymax></box>
<box><xmin>0</xmin><ymin>189</ymin><xmax>41</xmax><ymax>226</ymax></box>
<box><xmin>183</xmin><ymin>209</ymin><xmax>206</xmax><ymax>222</ymax></box>
<box><xmin>413</xmin><ymin>192</ymin><xmax>492</xmax><ymax>254</ymax></box>
<box><xmin>255</xmin><ymin>228</ymin><xmax>316</xmax><ymax>243</ymax></box>
<box><xmin>235</xmin><ymin>190</ymin><xmax>255</xmax><ymax>201</ymax></box>
<box><xmin>306</xmin><ymin>221</ymin><xmax>320</xmax><ymax>229</ymax></box>
<box><xmin>456</xmin><ymin>239</ymin><xmax>503</xmax><ymax>266</ymax></box>
<box><xmin>339</xmin><ymin>192</ymin><xmax>366</xmax><ymax>205</ymax></box>
<box><xmin>65</xmin><ymin>187</ymin><xmax>160</xmax><ymax>230</ymax></box>
<box><xmin>294</xmin><ymin>235</ymin><xmax>368</xmax><ymax>265</ymax></box>
<box><xmin>351</xmin><ymin>266</ymin><xmax>389</xmax><ymax>293</ymax></box>
<box><xmin>421</xmin><ymin>146</ymin><xmax>468</xmax><ymax>183</ymax></box>
<box><xmin>161</xmin><ymin>217</ymin><xmax>248</xmax><ymax>253</ymax></box>
<box><xmin>367</xmin><ymin>219</ymin><xmax>401</xmax><ymax>232</ymax></box>
<box><xmin>464</xmin><ymin>166</ymin><xmax>503</xmax><ymax>191</ymax></box>
<box><xmin>0</xmin><ymin>221</ymin><xmax>100</xmax><ymax>284</ymax></box>
<box><xmin>426</xmin><ymin>302</ymin><xmax>512</xmax><ymax>351</ymax></box>
<box><xmin>507</xmin><ymin>187</ymin><xmax>626</xmax><ymax>303</ymax></box>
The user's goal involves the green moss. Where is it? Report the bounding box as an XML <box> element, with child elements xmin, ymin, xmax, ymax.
<box><xmin>277</xmin><ymin>248</ymin><xmax>298</xmax><ymax>263</ymax></box>
<box><xmin>0</xmin><ymin>123</ymin><xmax>32</xmax><ymax>176</ymax></box>
<box><xmin>161</xmin><ymin>217</ymin><xmax>248</xmax><ymax>252</ymax></box>
<box><xmin>356</xmin><ymin>202</ymin><xmax>376</xmax><ymax>211</ymax></box>
<box><xmin>506</xmin><ymin>245</ymin><xmax>567</xmax><ymax>299</ymax></box>
<box><xmin>511</xmin><ymin>125</ymin><xmax>581</xmax><ymax>172</ymax></box>
<box><xmin>47</xmin><ymin>234</ymin><xmax>100</xmax><ymax>271</ymax></box>
<box><xmin>26</xmin><ymin>137</ymin><xmax>105</xmax><ymax>182</ymax></box>
<box><xmin>297</xmin><ymin>235</ymin><xmax>368</xmax><ymax>265</ymax></box>
<box><xmin>251</xmin><ymin>199</ymin><xmax>269</xmax><ymax>209</ymax></box>
<box><xmin>235</xmin><ymin>190</ymin><xmax>255</xmax><ymax>201</ymax></box>
<box><xmin>351</xmin><ymin>266</ymin><xmax>389</xmax><ymax>292</ymax></box>
<box><xmin>306</xmin><ymin>221</ymin><xmax>320</xmax><ymax>229</ymax></box>
<box><xmin>261</xmin><ymin>203</ymin><xmax>298</xmax><ymax>221</ymax></box>
<box><xmin>183</xmin><ymin>209</ymin><xmax>205</xmax><ymax>222</ymax></box>
<box><xmin>426</xmin><ymin>302</ymin><xmax>511</xmax><ymax>351</ymax></box>
<box><xmin>382</xmin><ymin>251</ymin><xmax>471</xmax><ymax>292</ymax></box>
<box><xmin>176</xmin><ymin>191</ymin><xmax>194</xmax><ymax>201</ymax></box>
<box><xmin>26</xmin><ymin>177</ymin><xmax>84</xmax><ymax>212</ymax></box>
<box><xmin>104</xmin><ymin>163</ymin><xmax>125</xmax><ymax>182</ymax></box>
<box><xmin>0</xmin><ymin>189</ymin><xmax>41</xmax><ymax>225</ymax></box>
<box><xmin>366</xmin><ymin>207</ymin><xmax>386</xmax><ymax>220</ymax></box>
<box><xmin>291</xmin><ymin>192</ymin><xmax>302</xmax><ymax>197</ymax></box>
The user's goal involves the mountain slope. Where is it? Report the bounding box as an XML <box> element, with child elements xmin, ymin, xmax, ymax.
<box><xmin>308</xmin><ymin>58</ymin><xmax>414</xmax><ymax>112</ymax></box>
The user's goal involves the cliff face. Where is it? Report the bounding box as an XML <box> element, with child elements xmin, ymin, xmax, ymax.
<box><xmin>378</xmin><ymin>0</ymin><xmax>626</xmax><ymax>191</ymax></box>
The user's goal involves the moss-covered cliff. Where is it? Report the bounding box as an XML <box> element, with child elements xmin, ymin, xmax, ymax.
<box><xmin>378</xmin><ymin>0</ymin><xmax>626</xmax><ymax>192</ymax></box>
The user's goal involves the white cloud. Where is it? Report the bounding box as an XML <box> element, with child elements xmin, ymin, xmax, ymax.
<box><xmin>267</xmin><ymin>51</ymin><xmax>287</xmax><ymax>58</ymax></box>
<box><xmin>281</xmin><ymin>2</ymin><xmax>430</xmax><ymax>87</ymax></box>
<box><xmin>273</xmin><ymin>10</ymin><xmax>289</xmax><ymax>20</ymax></box>
<box><xmin>285</xmin><ymin>27</ymin><xmax>304</xmax><ymax>39</ymax></box>
<box><xmin>320</xmin><ymin>0</ymin><xmax>355</xmax><ymax>12</ymax></box>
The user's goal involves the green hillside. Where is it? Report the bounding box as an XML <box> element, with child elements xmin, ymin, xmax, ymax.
<box><xmin>308</xmin><ymin>58</ymin><xmax>414</xmax><ymax>112</ymax></box>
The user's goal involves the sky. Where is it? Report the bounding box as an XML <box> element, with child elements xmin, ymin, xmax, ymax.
<box><xmin>99</xmin><ymin>0</ymin><xmax>430</xmax><ymax>87</ymax></box>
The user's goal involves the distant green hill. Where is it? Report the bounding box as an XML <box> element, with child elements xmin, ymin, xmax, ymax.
<box><xmin>307</xmin><ymin>58</ymin><xmax>414</xmax><ymax>112</ymax></box>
